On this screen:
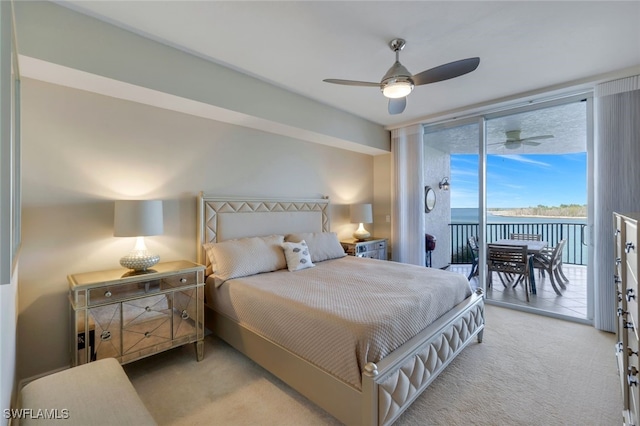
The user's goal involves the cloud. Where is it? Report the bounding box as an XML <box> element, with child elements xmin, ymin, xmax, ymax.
<box><xmin>494</xmin><ymin>154</ymin><xmax>551</xmax><ymax>167</ymax></box>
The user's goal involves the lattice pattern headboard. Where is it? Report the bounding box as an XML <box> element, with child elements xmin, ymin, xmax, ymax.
<box><xmin>196</xmin><ymin>193</ymin><xmax>330</xmax><ymax>268</ymax></box>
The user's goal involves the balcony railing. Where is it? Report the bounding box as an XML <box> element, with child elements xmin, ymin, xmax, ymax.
<box><xmin>449</xmin><ymin>222</ymin><xmax>588</xmax><ymax>265</ymax></box>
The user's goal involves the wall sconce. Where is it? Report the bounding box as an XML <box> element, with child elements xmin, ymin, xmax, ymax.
<box><xmin>439</xmin><ymin>177</ymin><xmax>450</xmax><ymax>191</ymax></box>
<box><xmin>114</xmin><ymin>200</ymin><xmax>164</xmax><ymax>271</ymax></box>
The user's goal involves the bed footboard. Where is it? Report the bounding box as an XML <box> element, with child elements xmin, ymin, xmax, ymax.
<box><xmin>206</xmin><ymin>289</ymin><xmax>484</xmax><ymax>426</ymax></box>
<box><xmin>362</xmin><ymin>289</ymin><xmax>485</xmax><ymax>425</ymax></box>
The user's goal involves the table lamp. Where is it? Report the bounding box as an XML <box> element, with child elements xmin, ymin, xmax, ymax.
<box><xmin>350</xmin><ymin>203</ymin><xmax>373</xmax><ymax>241</ymax></box>
<box><xmin>114</xmin><ymin>200</ymin><xmax>163</xmax><ymax>271</ymax></box>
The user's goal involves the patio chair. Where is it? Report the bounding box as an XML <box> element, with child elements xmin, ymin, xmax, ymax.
<box><xmin>467</xmin><ymin>236</ymin><xmax>479</xmax><ymax>280</ymax></box>
<box><xmin>510</xmin><ymin>233</ymin><xmax>542</xmax><ymax>241</ymax></box>
<box><xmin>532</xmin><ymin>239</ymin><xmax>568</xmax><ymax>295</ymax></box>
<box><xmin>487</xmin><ymin>244</ymin><xmax>531</xmax><ymax>302</ymax></box>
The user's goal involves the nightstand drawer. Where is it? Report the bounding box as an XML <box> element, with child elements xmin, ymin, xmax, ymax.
<box><xmin>342</xmin><ymin>238</ymin><xmax>387</xmax><ymax>261</ymax></box>
<box><xmin>87</xmin><ymin>272</ymin><xmax>198</xmax><ymax>306</ymax></box>
<box><xmin>356</xmin><ymin>251</ymin><xmax>379</xmax><ymax>259</ymax></box>
<box><xmin>354</xmin><ymin>241</ymin><xmax>385</xmax><ymax>253</ymax></box>
<box><xmin>88</xmin><ymin>279</ymin><xmax>162</xmax><ymax>306</ymax></box>
<box><xmin>122</xmin><ymin>294</ymin><xmax>173</xmax><ymax>355</ymax></box>
<box><xmin>162</xmin><ymin>271</ymin><xmax>198</xmax><ymax>289</ymax></box>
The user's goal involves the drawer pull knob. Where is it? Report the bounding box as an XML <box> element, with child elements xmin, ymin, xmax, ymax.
<box><xmin>145</xmin><ymin>306</ymin><xmax>151</xmax><ymax>312</ymax></box>
<box><xmin>627</xmin><ymin>289</ymin><xmax>636</xmax><ymax>302</ymax></box>
<box><xmin>100</xmin><ymin>331</ymin><xmax>111</xmax><ymax>341</ymax></box>
<box><xmin>180</xmin><ymin>278</ymin><xmax>187</xmax><ymax>283</ymax></box>
<box><xmin>181</xmin><ymin>310</ymin><xmax>189</xmax><ymax>320</ymax></box>
<box><xmin>144</xmin><ymin>332</ymin><xmax>151</xmax><ymax>338</ymax></box>
<box><xmin>626</xmin><ymin>242</ymin><xmax>636</xmax><ymax>253</ymax></box>
<box><xmin>104</xmin><ymin>290</ymin><xmax>112</xmax><ymax>298</ymax></box>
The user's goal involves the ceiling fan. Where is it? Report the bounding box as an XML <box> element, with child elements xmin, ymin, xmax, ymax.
<box><xmin>492</xmin><ymin>130</ymin><xmax>554</xmax><ymax>149</ymax></box>
<box><xmin>322</xmin><ymin>38</ymin><xmax>480</xmax><ymax>115</ymax></box>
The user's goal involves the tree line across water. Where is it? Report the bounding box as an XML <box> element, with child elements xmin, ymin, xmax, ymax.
<box><xmin>489</xmin><ymin>204</ymin><xmax>587</xmax><ymax>218</ymax></box>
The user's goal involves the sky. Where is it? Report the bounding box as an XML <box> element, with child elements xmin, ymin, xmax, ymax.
<box><xmin>450</xmin><ymin>152</ymin><xmax>587</xmax><ymax>208</ymax></box>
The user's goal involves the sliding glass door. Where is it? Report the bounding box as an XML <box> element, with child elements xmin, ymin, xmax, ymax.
<box><xmin>423</xmin><ymin>94</ymin><xmax>592</xmax><ymax>323</ymax></box>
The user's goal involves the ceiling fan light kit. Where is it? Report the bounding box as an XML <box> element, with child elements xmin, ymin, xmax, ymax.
<box><xmin>382</xmin><ymin>78</ymin><xmax>414</xmax><ymax>98</ymax></box>
<box><xmin>323</xmin><ymin>38</ymin><xmax>480</xmax><ymax>115</ymax></box>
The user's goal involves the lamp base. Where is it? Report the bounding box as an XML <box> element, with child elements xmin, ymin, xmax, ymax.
<box><xmin>120</xmin><ymin>251</ymin><xmax>160</xmax><ymax>271</ymax></box>
<box><xmin>353</xmin><ymin>224</ymin><xmax>371</xmax><ymax>241</ymax></box>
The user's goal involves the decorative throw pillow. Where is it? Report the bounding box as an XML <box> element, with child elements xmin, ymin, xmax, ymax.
<box><xmin>282</xmin><ymin>240</ymin><xmax>315</xmax><ymax>272</ymax></box>
<box><xmin>285</xmin><ymin>232</ymin><xmax>346</xmax><ymax>262</ymax></box>
<box><xmin>207</xmin><ymin>235</ymin><xmax>286</xmax><ymax>286</ymax></box>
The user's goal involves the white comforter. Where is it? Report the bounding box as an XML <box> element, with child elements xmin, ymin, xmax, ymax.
<box><xmin>208</xmin><ymin>256</ymin><xmax>472</xmax><ymax>390</ymax></box>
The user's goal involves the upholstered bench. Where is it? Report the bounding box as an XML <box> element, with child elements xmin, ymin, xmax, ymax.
<box><xmin>20</xmin><ymin>358</ymin><xmax>156</xmax><ymax>425</ymax></box>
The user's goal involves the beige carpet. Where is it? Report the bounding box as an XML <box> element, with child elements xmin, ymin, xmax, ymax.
<box><xmin>125</xmin><ymin>305</ymin><xmax>621</xmax><ymax>425</ymax></box>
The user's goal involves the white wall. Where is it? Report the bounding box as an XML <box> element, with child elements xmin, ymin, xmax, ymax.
<box><xmin>423</xmin><ymin>144</ymin><xmax>451</xmax><ymax>269</ymax></box>
<box><xmin>14</xmin><ymin>1</ymin><xmax>390</xmax><ymax>155</ymax></box>
<box><xmin>17</xmin><ymin>77</ymin><xmax>376</xmax><ymax>380</ymax></box>
<box><xmin>0</xmin><ymin>273</ymin><xmax>17</xmax><ymax>422</ymax></box>
<box><xmin>373</xmin><ymin>154</ymin><xmax>392</xmax><ymax>258</ymax></box>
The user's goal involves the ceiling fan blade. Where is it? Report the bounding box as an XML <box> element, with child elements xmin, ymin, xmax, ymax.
<box><xmin>412</xmin><ymin>57</ymin><xmax>480</xmax><ymax>86</ymax></box>
<box><xmin>388</xmin><ymin>97</ymin><xmax>407</xmax><ymax>115</ymax></box>
<box><xmin>522</xmin><ymin>141</ymin><xmax>542</xmax><ymax>146</ymax></box>
<box><xmin>520</xmin><ymin>135</ymin><xmax>554</xmax><ymax>142</ymax></box>
<box><xmin>322</xmin><ymin>79</ymin><xmax>380</xmax><ymax>87</ymax></box>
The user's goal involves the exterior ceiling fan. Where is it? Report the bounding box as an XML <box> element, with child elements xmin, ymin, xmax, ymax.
<box><xmin>492</xmin><ymin>130</ymin><xmax>554</xmax><ymax>149</ymax></box>
<box><xmin>323</xmin><ymin>38</ymin><xmax>480</xmax><ymax>115</ymax></box>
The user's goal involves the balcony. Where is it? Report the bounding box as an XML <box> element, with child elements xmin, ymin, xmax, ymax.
<box><xmin>447</xmin><ymin>222</ymin><xmax>589</xmax><ymax>323</ymax></box>
<box><xmin>449</xmin><ymin>263</ymin><xmax>587</xmax><ymax>322</ymax></box>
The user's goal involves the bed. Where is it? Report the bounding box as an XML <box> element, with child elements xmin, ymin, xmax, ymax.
<box><xmin>197</xmin><ymin>194</ymin><xmax>485</xmax><ymax>425</ymax></box>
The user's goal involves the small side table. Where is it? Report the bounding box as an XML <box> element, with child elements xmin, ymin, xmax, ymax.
<box><xmin>341</xmin><ymin>238</ymin><xmax>387</xmax><ymax>260</ymax></box>
<box><xmin>68</xmin><ymin>260</ymin><xmax>205</xmax><ymax>366</ymax></box>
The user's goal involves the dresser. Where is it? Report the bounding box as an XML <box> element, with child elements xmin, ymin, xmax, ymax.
<box><xmin>615</xmin><ymin>212</ymin><xmax>640</xmax><ymax>426</ymax></box>
<box><xmin>341</xmin><ymin>238</ymin><xmax>387</xmax><ymax>260</ymax></box>
<box><xmin>68</xmin><ymin>260</ymin><xmax>205</xmax><ymax>366</ymax></box>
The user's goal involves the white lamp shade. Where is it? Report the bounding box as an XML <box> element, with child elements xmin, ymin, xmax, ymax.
<box><xmin>114</xmin><ymin>200</ymin><xmax>164</xmax><ymax>237</ymax></box>
<box><xmin>350</xmin><ymin>204</ymin><xmax>373</xmax><ymax>224</ymax></box>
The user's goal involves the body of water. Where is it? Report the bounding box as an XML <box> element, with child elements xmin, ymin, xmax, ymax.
<box><xmin>452</xmin><ymin>207</ymin><xmax>586</xmax><ymax>225</ymax></box>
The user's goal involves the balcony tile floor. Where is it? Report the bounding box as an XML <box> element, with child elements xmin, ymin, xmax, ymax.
<box><xmin>448</xmin><ymin>263</ymin><xmax>588</xmax><ymax>322</ymax></box>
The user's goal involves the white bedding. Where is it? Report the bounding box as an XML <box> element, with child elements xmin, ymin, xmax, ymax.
<box><xmin>206</xmin><ymin>256</ymin><xmax>472</xmax><ymax>390</ymax></box>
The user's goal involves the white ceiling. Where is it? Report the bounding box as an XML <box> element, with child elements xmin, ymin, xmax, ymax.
<box><xmin>425</xmin><ymin>100</ymin><xmax>588</xmax><ymax>154</ymax></box>
<box><xmin>53</xmin><ymin>1</ymin><xmax>640</xmax><ymax>129</ymax></box>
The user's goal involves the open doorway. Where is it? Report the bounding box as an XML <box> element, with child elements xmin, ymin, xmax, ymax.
<box><xmin>423</xmin><ymin>95</ymin><xmax>591</xmax><ymax>323</ymax></box>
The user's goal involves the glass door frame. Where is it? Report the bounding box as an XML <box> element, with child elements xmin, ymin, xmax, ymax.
<box><xmin>423</xmin><ymin>92</ymin><xmax>594</xmax><ymax>322</ymax></box>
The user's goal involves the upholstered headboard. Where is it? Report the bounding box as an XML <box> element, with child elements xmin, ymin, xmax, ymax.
<box><xmin>196</xmin><ymin>193</ymin><xmax>330</xmax><ymax>268</ymax></box>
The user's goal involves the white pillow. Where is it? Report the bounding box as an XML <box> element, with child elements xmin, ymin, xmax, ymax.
<box><xmin>285</xmin><ymin>232</ymin><xmax>346</xmax><ymax>262</ymax></box>
<box><xmin>206</xmin><ymin>235</ymin><xmax>286</xmax><ymax>286</ymax></box>
<box><xmin>282</xmin><ymin>240</ymin><xmax>315</xmax><ymax>272</ymax></box>
<box><xmin>202</xmin><ymin>242</ymin><xmax>217</xmax><ymax>275</ymax></box>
